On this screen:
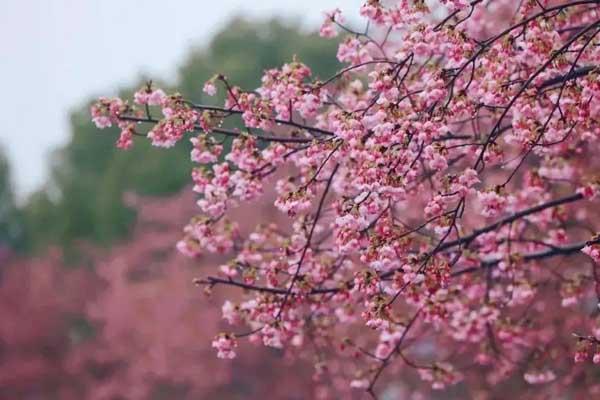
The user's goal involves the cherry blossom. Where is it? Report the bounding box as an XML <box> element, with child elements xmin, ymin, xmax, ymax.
<box><xmin>92</xmin><ymin>1</ymin><xmax>600</xmax><ymax>397</ymax></box>
<box><xmin>212</xmin><ymin>333</ymin><xmax>238</xmax><ymax>359</ymax></box>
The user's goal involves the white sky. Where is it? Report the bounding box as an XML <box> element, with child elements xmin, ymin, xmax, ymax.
<box><xmin>0</xmin><ymin>0</ymin><xmax>362</xmax><ymax>198</ymax></box>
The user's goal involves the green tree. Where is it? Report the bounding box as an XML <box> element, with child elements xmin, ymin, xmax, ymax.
<box><xmin>0</xmin><ymin>147</ymin><xmax>22</xmax><ymax>249</ymax></box>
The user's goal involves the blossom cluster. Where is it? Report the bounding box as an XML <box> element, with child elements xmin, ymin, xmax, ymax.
<box><xmin>93</xmin><ymin>1</ymin><xmax>600</xmax><ymax>398</ymax></box>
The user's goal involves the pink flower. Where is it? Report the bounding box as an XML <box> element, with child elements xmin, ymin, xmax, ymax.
<box><xmin>577</xmin><ymin>185</ymin><xmax>599</xmax><ymax>199</ymax></box>
<box><xmin>337</xmin><ymin>37</ymin><xmax>370</xmax><ymax>65</ymax></box>
<box><xmin>319</xmin><ymin>9</ymin><xmax>342</xmax><ymax>38</ymax></box>
<box><xmin>319</xmin><ymin>23</ymin><xmax>337</xmax><ymax>39</ymax></box>
<box><xmin>147</xmin><ymin>101</ymin><xmax>198</xmax><ymax>147</ymax></box>
<box><xmin>91</xmin><ymin>97</ymin><xmax>126</xmax><ymax>129</ymax></box>
<box><xmin>261</xmin><ymin>325</ymin><xmax>283</xmax><ymax>348</ymax></box>
<box><xmin>561</xmin><ymin>296</ymin><xmax>578</xmax><ymax>307</ymax></box>
<box><xmin>92</xmin><ymin>115</ymin><xmax>112</xmax><ymax>129</ymax></box>
<box><xmin>418</xmin><ymin>363</ymin><xmax>462</xmax><ymax>390</ymax></box>
<box><xmin>582</xmin><ymin>245</ymin><xmax>600</xmax><ymax>264</ymax></box>
<box><xmin>440</xmin><ymin>0</ymin><xmax>470</xmax><ymax>11</ymax></box>
<box><xmin>524</xmin><ymin>370</ymin><xmax>556</xmax><ymax>384</ymax></box>
<box><xmin>423</xmin><ymin>145</ymin><xmax>448</xmax><ymax>171</ymax></box>
<box><xmin>176</xmin><ymin>239</ymin><xmax>201</xmax><ymax>258</ymax></box>
<box><xmin>116</xmin><ymin>123</ymin><xmax>134</xmax><ymax>149</ymax></box>
<box><xmin>147</xmin><ymin>89</ymin><xmax>166</xmax><ymax>106</ymax></box>
<box><xmin>574</xmin><ymin>350</ymin><xmax>588</xmax><ymax>363</ymax></box>
<box><xmin>296</xmin><ymin>93</ymin><xmax>321</xmax><ymax>118</ymax></box>
<box><xmin>219</xmin><ymin>263</ymin><xmax>238</xmax><ymax>277</ymax></box>
<box><xmin>203</xmin><ymin>81</ymin><xmax>217</xmax><ymax>96</ymax></box>
<box><xmin>221</xmin><ymin>301</ymin><xmax>238</xmax><ymax>324</ymax></box>
<box><xmin>458</xmin><ymin>168</ymin><xmax>480</xmax><ymax>189</ymax></box>
<box><xmin>212</xmin><ymin>334</ymin><xmax>237</xmax><ymax>359</ymax></box>
<box><xmin>349</xmin><ymin>378</ymin><xmax>369</xmax><ymax>389</ymax></box>
<box><xmin>133</xmin><ymin>89</ymin><xmax>149</xmax><ymax>105</ymax></box>
<box><xmin>477</xmin><ymin>190</ymin><xmax>507</xmax><ymax>218</ymax></box>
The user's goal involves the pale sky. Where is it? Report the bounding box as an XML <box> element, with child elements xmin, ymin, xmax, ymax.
<box><xmin>0</xmin><ymin>0</ymin><xmax>362</xmax><ymax>198</ymax></box>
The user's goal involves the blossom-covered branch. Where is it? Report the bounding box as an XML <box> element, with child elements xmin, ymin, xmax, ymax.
<box><xmin>92</xmin><ymin>1</ymin><xmax>600</xmax><ymax>398</ymax></box>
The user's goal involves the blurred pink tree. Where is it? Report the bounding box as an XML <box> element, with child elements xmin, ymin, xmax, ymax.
<box><xmin>1</xmin><ymin>191</ymin><xmax>357</xmax><ymax>399</ymax></box>
<box><xmin>67</xmin><ymin>191</ymin><xmax>338</xmax><ymax>399</ymax></box>
<box><xmin>0</xmin><ymin>250</ymin><xmax>98</xmax><ymax>399</ymax></box>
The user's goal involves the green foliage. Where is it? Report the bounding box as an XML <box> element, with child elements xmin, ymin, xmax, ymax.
<box><xmin>0</xmin><ymin>147</ymin><xmax>22</xmax><ymax>249</ymax></box>
<box><xmin>19</xmin><ymin>17</ymin><xmax>339</xmax><ymax>252</ymax></box>
<box><xmin>178</xmin><ymin>17</ymin><xmax>340</xmax><ymax>102</ymax></box>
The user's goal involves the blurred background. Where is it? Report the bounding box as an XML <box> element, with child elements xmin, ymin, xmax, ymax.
<box><xmin>0</xmin><ymin>1</ymin><xmax>365</xmax><ymax>399</ymax></box>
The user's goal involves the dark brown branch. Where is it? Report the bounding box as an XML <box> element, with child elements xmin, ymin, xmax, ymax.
<box><xmin>538</xmin><ymin>65</ymin><xmax>597</xmax><ymax>89</ymax></box>
<box><xmin>121</xmin><ymin>115</ymin><xmax>317</xmax><ymax>144</ymax></box>
<box><xmin>452</xmin><ymin>237</ymin><xmax>600</xmax><ymax>277</ymax></box>
<box><xmin>276</xmin><ymin>164</ymin><xmax>340</xmax><ymax>318</ymax></box>
<box><xmin>194</xmin><ymin>276</ymin><xmax>341</xmax><ymax>295</ymax></box>
<box><xmin>474</xmin><ymin>20</ymin><xmax>600</xmax><ymax>170</ymax></box>
<box><xmin>438</xmin><ymin>193</ymin><xmax>584</xmax><ymax>253</ymax></box>
<box><xmin>187</xmin><ymin>103</ymin><xmax>335</xmax><ymax>138</ymax></box>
